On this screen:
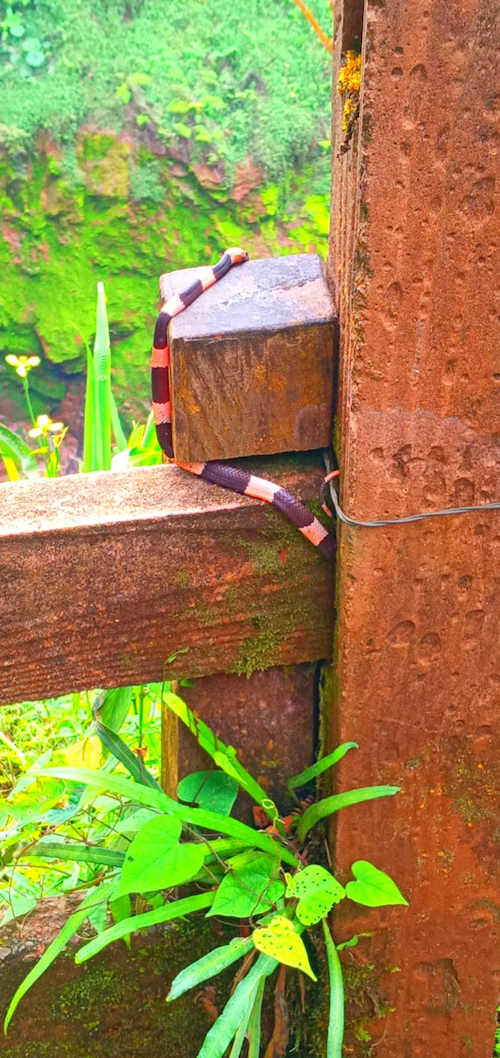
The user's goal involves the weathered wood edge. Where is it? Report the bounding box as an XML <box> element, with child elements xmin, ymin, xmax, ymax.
<box><xmin>0</xmin><ymin>454</ymin><xmax>334</xmax><ymax>705</ymax></box>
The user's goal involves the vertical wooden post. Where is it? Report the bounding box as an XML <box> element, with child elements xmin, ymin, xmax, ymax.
<box><xmin>329</xmin><ymin>2</ymin><xmax>498</xmax><ymax>1055</ymax></box>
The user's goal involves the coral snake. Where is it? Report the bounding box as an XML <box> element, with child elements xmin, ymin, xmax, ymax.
<box><xmin>151</xmin><ymin>248</ymin><xmax>335</xmax><ymax>560</ymax></box>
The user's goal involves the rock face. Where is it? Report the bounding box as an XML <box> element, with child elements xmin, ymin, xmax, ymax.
<box><xmin>0</xmin><ymin>130</ymin><xmax>330</xmax><ymax>444</ymax></box>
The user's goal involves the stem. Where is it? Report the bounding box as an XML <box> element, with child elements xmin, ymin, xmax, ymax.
<box><xmin>22</xmin><ymin>377</ymin><xmax>36</xmax><ymax>425</ymax></box>
<box><xmin>322</xmin><ymin>918</ymin><xmax>345</xmax><ymax>1058</ymax></box>
<box><xmin>290</xmin><ymin>0</ymin><xmax>333</xmax><ymax>54</ymax></box>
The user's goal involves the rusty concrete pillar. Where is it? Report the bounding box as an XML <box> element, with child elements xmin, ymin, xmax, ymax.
<box><xmin>328</xmin><ymin>1</ymin><xmax>498</xmax><ymax>1055</ymax></box>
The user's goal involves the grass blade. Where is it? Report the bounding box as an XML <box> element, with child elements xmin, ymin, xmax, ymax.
<box><xmin>297</xmin><ymin>786</ymin><xmax>400</xmax><ymax>842</ymax></box>
<box><xmin>247</xmin><ymin>977</ymin><xmax>265</xmax><ymax>1058</ymax></box>
<box><xmin>0</xmin><ymin>423</ymin><xmax>38</xmax><ymax>478</ymax></box>
<box><xmin>197</xmin><ymin>954</ymin><xmax>277</xmax><ymax>1058</ymax></box>
<box><xmin>322</xmin><ymin>918</ymin><xmax>344</xmax><ymax>1057</ymax></box>
<box><xmin>92</xmin><ymin>720</ymin><xmax>161</xmax><ymax>790</ymax></box>
<box><xmin>75</xmin><ymin>891</ymin><xmax>213</xmax><ymax>963</ymax></box>
<box><xmin>93</xmin><ymin>282</ymin><xmax>112</xmax><ymax>470</ymax></box>
<box><xmin>168</xmin><ymin>936</ymin><xmax>254</xmax><ymax>1002</ymax></box>
<box><xmin>110</xmin><ymin>390</ymin><xmax>127</xmax><ymax>451</ymax></box>
<box><xmin>39</xmin><ymin>769</ymin><xmax>298</xmax><ymax>866</ymax></box>
<box><xmin>163</xmin><ymin>692</ymin><xmax>278</xmax><ymax>821</ymax></box>
<box><xmin>29</xmin><ymin>841</ymin><xmax>124</xmax><ymax>867</ymax></box>
<box><xmin>82</xmin><ymin>339</ymin><xmax>96</xmax><ymax>472</ymax></box>
<box><xmin>3</xmin><ymin>881</ymin><xmax>115</xmax><ymax>1033</ymax></box>
<box><xmin>287</xmin><ymin>742</ymin><xmax>358</xmax><ymax>790</ymax></box>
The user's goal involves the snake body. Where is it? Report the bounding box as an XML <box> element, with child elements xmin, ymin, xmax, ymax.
<box><xmin>151</xmin><ymin>248</ymin><xmax>335</xmax><ymax>559</ymax></box>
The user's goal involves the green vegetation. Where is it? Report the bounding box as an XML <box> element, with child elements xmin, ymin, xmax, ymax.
<box><xmin>0</xmin><ymin>0</ymin><xmax>331</xmax><ymax>177</ymax></box>
<box><xmin>1</xmin><ymin>687</ymin><xmax>407</xmax><ymax>1056</ymax></box>
<box><xmin>0</xmin><ymin>0</ymin><xmax>333</xmax><ymax>427</ymax></box>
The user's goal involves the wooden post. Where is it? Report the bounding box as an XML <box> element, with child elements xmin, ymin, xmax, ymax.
<box><xmin>329</xmin><ymin>2</ymin><xmax>498</xmax><ymax>1055</ymax></box>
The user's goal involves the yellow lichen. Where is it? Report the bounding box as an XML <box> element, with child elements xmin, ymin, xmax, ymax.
<box><xmin>337</xmin><ymin>50</ymin><xmax>362</xmax><ymax>132</ymax></box>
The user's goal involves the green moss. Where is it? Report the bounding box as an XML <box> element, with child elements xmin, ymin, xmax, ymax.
<box><xmin>0</xmin><ymin>138</ymin><xmax>330</xmax><ymax>425</ymax></box>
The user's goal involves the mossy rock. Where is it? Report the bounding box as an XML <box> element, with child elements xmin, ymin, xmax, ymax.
<box><xmin>0</xmin><ymin>132</ymin><xmax>330</xmax><ymax>430</ymax></box>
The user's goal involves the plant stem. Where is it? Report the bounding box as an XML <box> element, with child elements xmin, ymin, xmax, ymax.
<box><xmin>22</xmin><ymin>377</ymin><xmax>36</xmax><ymax>425</ymax></box>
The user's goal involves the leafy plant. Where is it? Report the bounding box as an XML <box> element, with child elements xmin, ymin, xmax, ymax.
<box><xmin>1</xmin><ymin>282</ymin><xmax>161</xmax><ymax>480</ymax></box>
<box><xmin>1</xmin><ymin>688</ymin><xmax>407</xmax><ymax>1056</ymax></box>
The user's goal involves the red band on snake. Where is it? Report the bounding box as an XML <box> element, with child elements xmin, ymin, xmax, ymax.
<box><xmin>151</xmin><ymin>248</ymin><xmax>335</xmax><ymax>560</ymax></box>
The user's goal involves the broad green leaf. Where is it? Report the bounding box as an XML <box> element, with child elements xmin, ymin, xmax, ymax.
<box><xmin>114</xmin><ymin>808</ymin><xmax>159</xmax><ymax>835</ymax></box>
<box><xmin>297</xmin><ymin>786</ymin><xmax>401</xmax><ymax>842</ymax></box>
<box><xmin>252</xmin><ymin>916</ymin><xmax>316</xmax><ymax>980</ymax></box>
<box><xmin>64</xmin><ymin>735</ymin><xmax>103</xmax><ymax>770</ymax></box>
<box><xmin>345</xmin><ymin>861</ymin><xmax>408</xmax><ymax>908</ymax></box>
<box><xmin>168</xmin><ymin>936</ymin><xmax>254</xmax><ymax>1002</ymax></box>
<box><xmin>163</xmin><ymin>693</ymin><xmax>277</xmax><ymax>822</ymax></box>
<box><xmin>287</xmin><ymin>865</ymin><xmax>345</xmax><ymax>926</ymax></box>
<box><xmin>116</xmin><ymin>841</ymin><xmax>205</xmax><ymax>897</ymax></box>
<box><xmin>322</xmin><ymin>918</ymin><xmax>344</xmax><ymax>1058</ymax></box>
<box><xmin>3</xmin><ymin>882</ymin><xmax>115</xmax><ymax>1033</ymax></box>
<box><xmin>114</xmin><ymin>815</ymin><xmax>184</xmax><ymax>896</ymax></box>
<box><xmin>75</xmin><ymin>891</ymin><xmax>214</xmax><ymax>963</ymax></box>
<box><xmin>1</xmin><ymin>779</ymin><xmax>66</xmax><ymax>823</ymax></box>
<box><xmin>177</xmin><ymin>770</ymin><xmax>238</xmax><ymax>815</ymax></box>
<box><xmin>29</xmin><ymin>841</ymin><xmax>124</xmax><ymax>868</ymax></box>
<box><xmin>40</xmin><ymin>768</ymin><xmax>298</xmax><ymax>867</ymax></box>
<box><xmin>95</xmin><ymin>687</ymin><xmax>133</xmax><ymax>733</ymax></box>
<box><xmin>288</xmin><ymin>742</ymin><xmax>358</xmax><ymax>790</ymax></box>
<box><xmin>0</xmin><ymin>424</ymin><xmax>37</xmax><ymax>478</ymax></box>
<box><xmin>208</xmin><ymin>853</ymin><xmax>284</xmax><ymax>919</ymax></box>
<box><xmin>86</xmin><ymin>901</ymin><xmax>108</xmax><ymax>935</ymax></box>
<box><xmin>196</xmin><ymin>953</ymin><xmax>277</xmax><ymax>1058</ymax></box>
<box><xmin>0</xmin><ymin>892</ymin><xmax>37</xmax><ymax>927</ymax></box>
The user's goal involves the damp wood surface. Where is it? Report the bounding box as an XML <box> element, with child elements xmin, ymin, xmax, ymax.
<box><xmin>162</xmin><ymin>254</ymin><xmax>336</xmax><ymax>462</ymax></box>
<box><xmin>0</xmin><ymin>453</ymin><xmax>334</xmax><ymax>705</ymax></box>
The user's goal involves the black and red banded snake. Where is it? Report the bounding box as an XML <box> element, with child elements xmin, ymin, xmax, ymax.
<box><xmin>151</xmin><ymin>248</ymin><xmax>335</xmax><ymax>559</ymax></box>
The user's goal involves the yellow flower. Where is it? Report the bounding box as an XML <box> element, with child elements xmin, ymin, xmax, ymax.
<box><xmin>5</xmin><ymin>354</ymin><xmax>41</xmax><ymax>378</ymax></box>
<box><xmin>29</xmin><ymin>414</ymin><xmax>65</xmax><ymax>438</ymax></box>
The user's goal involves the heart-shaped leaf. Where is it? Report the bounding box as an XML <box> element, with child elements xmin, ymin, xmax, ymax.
<box><xmin>116</xmin><ymin>840</ymin><xmax>205</xmax><ymax>897</ymax></box>
<box><xmin>208</xmin><ymin>853</ymin><xmax>284</xmax><ymax>919</ymax></box>
<box><xmin>252</xmin><ymin>915</ymin><xmax>316</xmax><ymax>980</ymax></box>
<box><xmin>287</xmin><ymin>865</ymin><xmax>345</xmax><ymax>925</ymax></box>
<box><xmin>114</xmin><ymin>814</ymin><xmax>187</xmax><ymax>896</ymax></box>
<box><xmin>177</xmin><ymin>770</ymin><xmax>238</xmax><ymax>815</ymax></box>
<box><xmin>345</xmin><ymin>861</ymin><xmax>408</xmax><ymax>907</ymax></box>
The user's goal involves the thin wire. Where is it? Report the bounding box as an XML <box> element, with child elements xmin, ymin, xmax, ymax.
<box><xmin>321</xmin><ymin>450</ymin><xmax>500</xmax><ymax>528</ymax></box>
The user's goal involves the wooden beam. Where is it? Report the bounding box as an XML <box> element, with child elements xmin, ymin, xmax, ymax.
<box><xmin>161</xmin><ymin>254</ymin><xmax>335</xmax><ymax>462</ymax></box>
<box><xmin>0</xmin><ymin>454</ymin><xmax>333</xmax><ymax>705</ymax></box>
<box><xmin>328</xmin><ymin>1</ymin><xmax>498</xmax><ymax>1054</ymax></box>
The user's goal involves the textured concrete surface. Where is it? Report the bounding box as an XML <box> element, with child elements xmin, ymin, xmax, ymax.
<box><xmin>161</xmin><ymin>254</ymin><xmax>335</xmax><ymax>461</ymax></box>
<box><xmin>328</xmin><ymin>1</ymin><xmax>499</xmax><ymax>1056</ymax></box>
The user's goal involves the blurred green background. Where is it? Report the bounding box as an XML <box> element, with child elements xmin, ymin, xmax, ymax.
<box><xmin>0</xmin><ymin>0</ymin><xmax>332</xmax><ymax>435</ymax></box>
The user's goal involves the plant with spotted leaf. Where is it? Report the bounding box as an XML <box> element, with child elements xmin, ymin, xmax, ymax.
<box><xmin>2</xmin><ymin>689</ymin><xmax>407</xmax><ymax>1057</ymax></box>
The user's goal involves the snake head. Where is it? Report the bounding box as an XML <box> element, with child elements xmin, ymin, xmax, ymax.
<box><xmin>227</xmin><ymin>247</ymin><xmax>250</xmax><ymax>264</ymax></box>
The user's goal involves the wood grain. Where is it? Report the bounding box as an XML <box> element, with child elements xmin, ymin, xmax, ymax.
<box><xmin>0</xmin><ymin>454</ymin><xmax>334</xmax><ymax>704</ymax></box>
<box><xmin>161</xmin><ymin>254</ymin><xmax>336</xmax><ymax>462</ymax></box>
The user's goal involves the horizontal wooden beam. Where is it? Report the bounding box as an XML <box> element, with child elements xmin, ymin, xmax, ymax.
<box><xmin>0</xmin><ymin>454</ymin><xmax>334</xmax><ymax>704</ymax></box>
